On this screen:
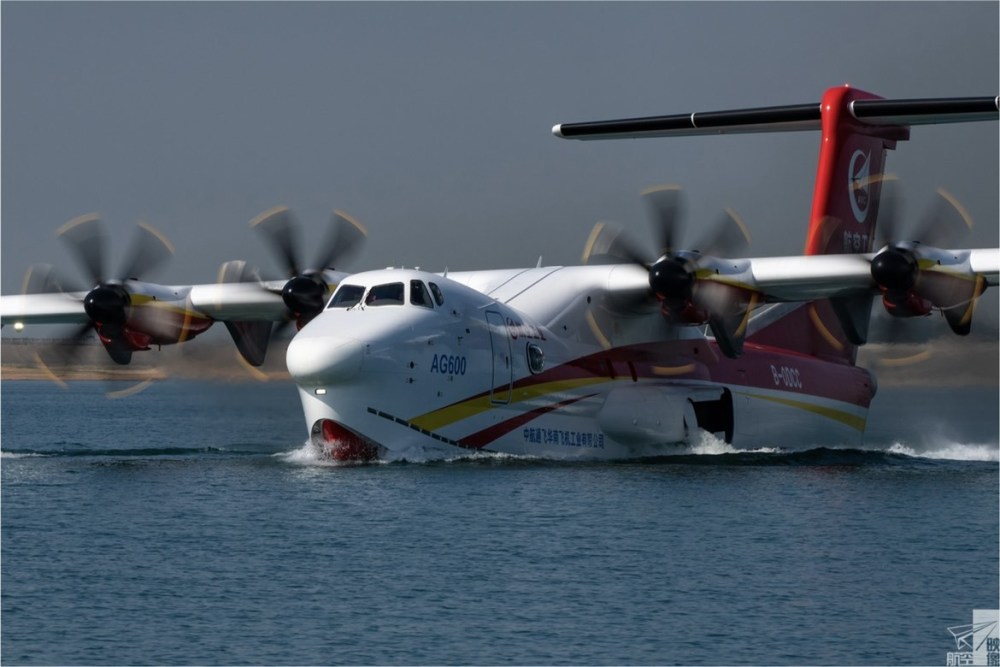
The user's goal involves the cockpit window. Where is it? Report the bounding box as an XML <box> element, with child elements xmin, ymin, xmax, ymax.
<box><xmin>328</xmin><ymin>284</ymin><xmax>365</xmax><ymax>308</ymax></box>
<box><xmin>365</xmin><ymin>282</ymin><xmax>405</xmax><ymax>307</ymax></box>
<box><xmin>411</xmin><ymin>280</ymin><xmax>433</xmax><ymax>308</ymax></box>
<box><xmin>428</xmin><ymin>282</ymin><xmax>445</xmax><ymax>306</ymax></box>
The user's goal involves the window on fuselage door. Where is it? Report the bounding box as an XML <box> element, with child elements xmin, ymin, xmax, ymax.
<box><xmin>410</xmin><ymin>280</ymin><xmax>433</xmax><ymax>308</ymax></box>
<box><xmin>365</xmin><ymin>282</ymin><xmax>405</xmax><ymax>306</ymax></box>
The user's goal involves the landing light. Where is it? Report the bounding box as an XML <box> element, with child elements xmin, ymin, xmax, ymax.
<box><xmin>13</xmin><ymin>322</ymin><xmax>24</xmax><ymax>332</ymax></box>
<box><xmin>315</xmin><ymin>388</ymin><xmax>327</xmax><ymax>396</ymax></box>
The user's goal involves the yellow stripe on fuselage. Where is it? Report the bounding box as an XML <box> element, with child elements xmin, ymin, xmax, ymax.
<box><xmin>743</xmin><ymin>392</ymin><xmax>867</xmax><ymax>431</ymax></box>
<box><xmin>410</xmin><ymin>376</ymin><xmax>617</xmax><ymax>432</ymax></box>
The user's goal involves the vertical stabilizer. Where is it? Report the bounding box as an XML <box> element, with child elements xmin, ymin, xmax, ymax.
<box><xmin>804</xmin><ymin>86</ymin><xmax>909</xmax><ymax>257</ymax></box>
<box><xmin>791</xmin><ymin>87</ymin><xmax>909</xmax><ymax>362</ymax></box>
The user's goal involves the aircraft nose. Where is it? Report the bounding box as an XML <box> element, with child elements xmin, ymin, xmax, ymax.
<box><xmin>286</xmin><ymin>334</ymin><xmax>364</xmax><ymax>385</ymax></box>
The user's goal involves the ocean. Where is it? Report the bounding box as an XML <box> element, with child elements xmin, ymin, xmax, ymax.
<box><xmin>2</xmin><ymin>379</ymin><xmax>997</xmax><ymax>666</ymax></box>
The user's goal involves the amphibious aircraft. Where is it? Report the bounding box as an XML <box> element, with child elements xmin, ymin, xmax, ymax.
<box><xmin>2</xmin><ymin>85</ymin><xmax>998</xmax><ymax>462</ymax></box>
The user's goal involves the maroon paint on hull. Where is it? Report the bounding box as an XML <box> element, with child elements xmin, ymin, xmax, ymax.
<box><xmin>522</xmin><ymin>339</ymin><xmax>874</xmax><ymax>409</ymax></box>
<box><xmin>748</xmin><ymin>301</ymin><xmax>862</xmax><ymax>365</ymax></box>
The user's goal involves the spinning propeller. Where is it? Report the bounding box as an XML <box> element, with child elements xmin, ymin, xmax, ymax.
<box><xmin>21</xmin><ymin>214</ymin><xmax>174</xmax><ymax>394</ymax></box>
<box><xmin>249</xmin><ymin>206</ymin><xmax>367</xmax><ymax>330</ymax></box>
<box><xmin>584</xmin><ymin>186</ymin><xmax>757</xmax><ymax>358</ymax></box>
<box><xmin>869</xmin><ymin>178</ymin><xmax>985</xmax><ymax>335</ymax></box>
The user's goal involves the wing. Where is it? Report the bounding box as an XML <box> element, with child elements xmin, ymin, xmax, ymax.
<box><xmin>2</xmin><ymin>278</ymin><xmax>291</xmax><ymax>370</ymax></box>
<box><xmin>186</xmin><ymin>280</ymin><xmax>289</xmax><ymax>321</ymax></box>
<box><xmin>0</xmin><ymin>269</ymin><xmax>353</xmax><ymax>367</ymax></box>
<box><xmin>454</xmin><ymin>246</ymin><xmax>999</xmax><ymax>359</ymax></box>
<box><xmin>0</xmin><ymin>280</ymin><xmax>292</xmax><ymax>328</ymax></box>
<box><xmin>1</xmin><ymin>292</ymin><xmax>89</xmax><ymax>325</ymax></box>
<box><xmin>746</xmin><ymin>248</ymin><xmax>999</xmax><ymax>300</ymax></box>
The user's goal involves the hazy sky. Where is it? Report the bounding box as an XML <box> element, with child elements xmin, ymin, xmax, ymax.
<box><xmin>2</xmin><ymin>2</ymin><xmax>998</xmax><ymax>298</ymax></box>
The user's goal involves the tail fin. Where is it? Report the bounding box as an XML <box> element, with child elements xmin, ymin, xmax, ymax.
<box><xmin>795</xmin><ymin>87</ymin><xmax>909</xmax><ymax>363</ymax></box>
<box><xmin>804</xmin><ymin>87</ymin><xmax>908</xmax><ymax>256</ymax></box>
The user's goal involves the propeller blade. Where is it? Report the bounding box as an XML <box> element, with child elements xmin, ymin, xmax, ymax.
<box><xmin>98</xmin><ymin>327</ymin><xmax>134</xmax><ymax>365</ymax></box>
<box><xmin>56</xmin><ymin>213</ymin><xmax>108</xmax><ymax>286</ymax></box>
<box><xmin>697</xmin><ymin>208</ymin><xmax>752</xmax><ymax>258</ymax></box>
<box><xmin>919</xmin><ymin>270</ymin><xmax>985</xmax><ymax>335</ymax></box>
<box><xmin>250</xmin><ymin>206</ymin><xmax>301</xmax><ymax>277</ymax></box>
<box><xmin>914</xmin><ymin>188</ymin><xmax>973</xmax><ymax>248</ymax></box>
<box><xmin>21</xmin><ymin>264</ymin><xmax>74</xmax><ymax>295</ymax></box>
<box><xmin>118</xmin><ymin>221</ymin><xmax>175</xmax><ymax>282</ymax></box>
<box><xmin>874</xmin><ymin>174</ymin><xmax>901</xmax><ymax>247</ymax></box>
<box><xmin>641</xmin><ymin>184</ymin><xmax>684</xmax><ymax>256</ymax></box>
<box><xmin>250</xmin><ymin>206</ymin><xmax>368</xmax><ymax>326</ymax></box>
<box><xmin>31</xmin><ymin>321</ymin><xmax>93</xmax><ymax>388</ymax></box>
<box><xmin>24</xmin><ymin>216</ymin><xmax>182</xmax><ymax>389</ymax></box>
<box><xmin>579</xmin><ymin>186</ymin><xmax>759</xmax><ymax>358</ymax></box>
<box><xmin>877</xmin><ymin>180</ymin><xmax>970</xmax><ymax>249</ymax></box>
<box><xmin>582</xmin><ymin>221</ymin><xmax>651</xmax><ymax>267</ymax></box>
<box><xmin>871</xmin><ymin>184</ymin><xmax>984</xmax><ymax>334</ymax></box>
<box><xmin>313</xmin><ymin>210</ymin><xmax>368</xmax><ymax>271</ymax></box>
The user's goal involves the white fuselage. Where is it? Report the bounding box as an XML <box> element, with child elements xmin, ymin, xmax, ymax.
<box><xmin>286</xmin><ymin>267</ymin><xmax>874</xmax><ymax>461</ymax></box>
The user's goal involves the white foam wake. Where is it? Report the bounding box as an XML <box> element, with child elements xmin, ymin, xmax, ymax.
<box><xmin>887</xmin><ymin>442</ymin><xmax>999</xmax><ymax>462</ymax></box>
<box><xmin>274</xmin><ymin>441</ymin><xmax>340</xmax><ymax>466</ymax></box>
<box><xmin>0</xmin><ymin>451</ymin><xmax>46</xmax><ymax>459</ymax></box>
<box><xmin>687</xmin><ymin>430</ymin><xmax>781</xmax><ymax>455</ymax></box>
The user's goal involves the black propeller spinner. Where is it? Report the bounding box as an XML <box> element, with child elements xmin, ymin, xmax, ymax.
<box><xmin>648</xmin><ymin>254</ymin><xmax>696</xmax><ymax>311</ymax></box>
<box><xmin>870</xmin><ymin>249</ymin><xmax>919</xmax><ymax>293</ymax></box>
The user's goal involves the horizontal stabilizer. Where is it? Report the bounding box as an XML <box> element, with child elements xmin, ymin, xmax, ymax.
<box><xmin>553</xmin><ymin>94</ymin><xmax>998</xmax><ymax>140</ymax></box>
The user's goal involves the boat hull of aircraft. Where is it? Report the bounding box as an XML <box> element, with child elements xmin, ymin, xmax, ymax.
<box><xmin>296</xmin><ymin>368</ymin><xmax>873</xmax><ymax>462</ymax></box>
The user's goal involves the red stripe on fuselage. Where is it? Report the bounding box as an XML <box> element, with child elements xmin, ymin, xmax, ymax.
<box><xmin>458</xmin><ymin>394</ymin><xmax>595</xmax><ymax>449</ymax></box>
